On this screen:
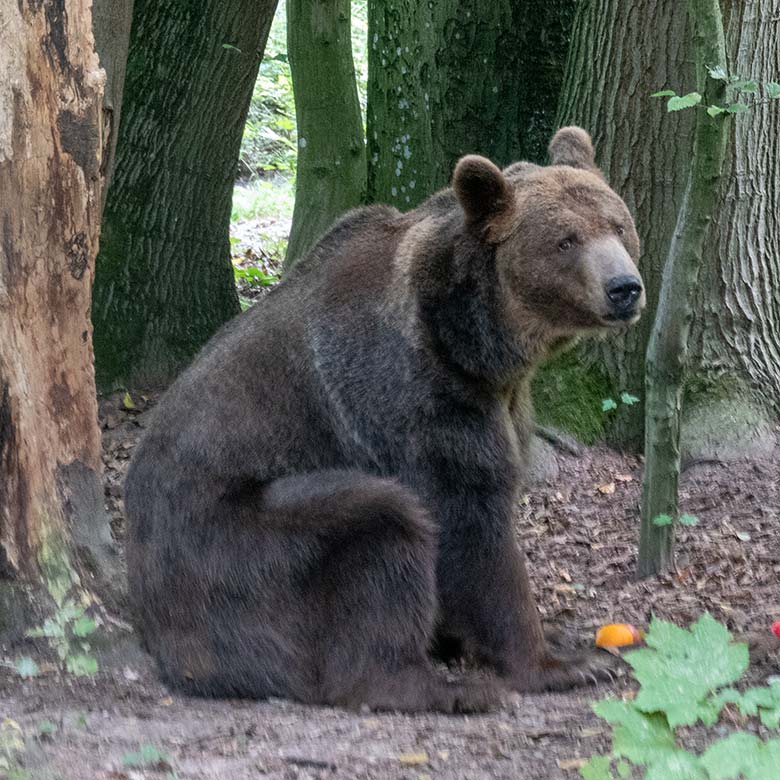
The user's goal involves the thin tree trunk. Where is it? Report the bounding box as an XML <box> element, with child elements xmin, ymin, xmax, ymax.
<box><xmin>92</xmin><ymin>0</ymin><xmax>277</xmax><ymax>389</ymax></box>
<box><xmin>0</xmin><ymin>0</ymin><xmax>117</xmax><ymax>614</ymax></box>
<box><xmin>638</xmin><ymin>0</ymin><xmax>729</xmax><ymax>577</ymax></box>
<box><xmin>92</xmin><ymin>0</ymin><xmax>134</xmax><ymax>199</ymax></box>
<box><xmin>285</xmin><ymin>0</ymin><xmax>367</xmax><ymax>269</ymax></box>
<box><xmin>366</xmin><ymin>0</ymin><xmax>575</xmax><ymax>208</ymax></box>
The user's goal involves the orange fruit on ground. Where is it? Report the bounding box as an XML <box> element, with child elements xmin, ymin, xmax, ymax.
<box><xmin>595</xmin><ymin>623</ymin><xmax>643</xmax><ymax>648</ymax></box>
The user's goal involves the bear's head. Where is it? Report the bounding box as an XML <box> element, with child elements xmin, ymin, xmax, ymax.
<box><xmin>452</xmin><ymin>127</ymin><xmax>644</xmax><ymax>344</ymax></box>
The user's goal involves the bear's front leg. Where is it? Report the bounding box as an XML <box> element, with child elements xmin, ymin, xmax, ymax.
<box><xmin>432</xmin><ymin>488</ymin><xmax>618</xmax><ymax>692</ymax></box>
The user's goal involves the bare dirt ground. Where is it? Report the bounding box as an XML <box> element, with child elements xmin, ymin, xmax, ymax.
<box><xmin>1</xmin><ymin>395</ymin><xmax>778</xmax><ymax>780</ymax></box>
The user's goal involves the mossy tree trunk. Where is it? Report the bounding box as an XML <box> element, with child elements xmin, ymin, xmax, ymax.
<box><xmin>638</xmin><ymin>0</ymin><xmax>729</xmax><ymax>577</ymax></box>
<box><xmin>544</xmin><ymin>0</ymin><xmax>780</xmax><ymax>455</ymax></box>
<box><xmin>0</xmin><ymin>0</ymin><xmax>119</xmax><ymax>621</ymax></box>
<box><xmin>285</xmin><ymin>0</ymin><xmax>366</xmax><ymax>269</ymax></box>
<box><xmin>366</xmin><ymin>0</ymin><xmax>576</xmax><ymax>208</ymax></box>
<box><xmin>92</xmin><ymin>0</ymin><xmax>278</xmax><ymax>389</ymax></box>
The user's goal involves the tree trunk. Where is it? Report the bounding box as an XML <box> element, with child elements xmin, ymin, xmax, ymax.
<box><xmin>92</xmin><ymin>0</ymin><xmax>278</xmax><ymax>389</ymax></box>
<box><xmin>535</xmin><ymin>1</ymin><xmax>696</xmax><ymax>449</ymax></box>
<box><xmin>542</xmin><ymin>1</ymin><xmax>779</xmax><ymax>456</ymax></box>
<box><xmin>0</xmin><ymin>0</ymin><xmax>118</xmax><ymax>618</ymax></box>
<box><xmin>639</xmin><ymin>0</ymin><xmax>729</xmax><ymax>577</ymax></box>
<box><xmin>366</xmin><ymin>0</ymin><xmax>575</xmax><ymax>208</ymax></box>
<box><xmin>92</xmin><ymin>0</ymin><xmax>134</xmax><ymax>198</ymax></box>
<box><xmin>683</xmin><ymin>0</ymin><xmax>780</xmax><ymax>464</ymax></box>
<box><xmin>285</xmin><ymin>0</ymin><xmax>366</xmax><ymax>269</ymax></box>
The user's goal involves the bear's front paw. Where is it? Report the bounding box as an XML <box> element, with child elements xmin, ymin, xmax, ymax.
<box><xmin>511</xmin><ymin>648</ymin><xmax>625</xmax><ymax>693</ymax></box>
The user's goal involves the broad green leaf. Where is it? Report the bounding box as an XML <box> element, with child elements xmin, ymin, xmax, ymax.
<box><xmin>602</xmin><ymin>398</ymin><xmax>618</xmax><ymax>412</ymax></box>
<box><xmin>678</xmin><ymin>514</ymin><xmax>699</xmax><ymax>526</ymax></box>
<box><xmin>615</xmin><ymin>760</ymin><xmax>632</xmax><ymax>779</ymax></box>
<box><xmin>71</xmin><ymin>617</ymin><xmax>97</xmax><ymax>638</ymax></box>
<box><xmin>14</xmin><ymin>657</ymin><xmax>39</xmax><ymax>678</ymax></box>
<box><xmin>707</xmin><ymin>105</ymin><xmax>727</xmax><ymax>117</ymax></box>
<box><xmin>668</xmin><ymin>92</ymin><xmax>702</xmax><ymax>112</ymax></box>
<box><xmin>701</xmin><ymin>733</ymin><xmax>780</xmax><ymax>780</ymax></box>
<box><xmin>222</xmin><ymin>43</ymin><xmax>242</xmax><ymax>53</ymax></box>
<box><xmin>580</xmin><ymin>755</ymin><xmax>614</xmax><ymax>780</ymax></box>
<box><xmin>626</xmin><ymin>614</ymin><xmax>749</xmax><ymax>728</ymax></box>
<box><xmin>739</xmin><ymin>682</ymin><xmax>780</xmax><ymax>727</ymax></box>
<box><xmin>645</xmin><ymin>751</ymin><xmax>707</xmax><ymax>780</ymax></box>
<box><xmin>122</xmin><ymin>391</ymin><xmax>136</xmax><ymax>410</ymax></box>
<box><xmin>651</xmin><ymin>90</ymin><xmax>677</xmax><ymax>98</ymax></box>
<box><xmin>593</xmin><ymin>700</ymin><xmax>677</xmax><ymax>765</ymax></box>
<box><xmin>731</xmin><ymin>80</ymin><xmax>758</xmax><ymax>93</ymax></box>
<box><xmin>726</xmin><ymin>103</ymin><xmax>750</xmax><ymax>114</ymax></box>
<box><xmin>707</xmin><ymin>66</ymin><xmax>727</xmax><ymax>81</ymax></box>
<box><xmin>766</xmin><ymin>82</ymin><xmax>780</xmax><ymax>99</ymax></box>
<box><xmin>26</xmin><ymin>617</ymin><xmax>65</xmax><ymax>639</ymax></box>
<box><xmin>652</xmin><ymin>514</ymin><xmax>673</xmax><ymax>527</ymax></box>
<box><xmin>66</xmin><ymin>654</ymin><xmax>98</xmax><ymax>677</ymax></box>
<box><xmin>620</xmin><ymin>392</ymin><xmax>640</xmax><ymax>406</ymax></box>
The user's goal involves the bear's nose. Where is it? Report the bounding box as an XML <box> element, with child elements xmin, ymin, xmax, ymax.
<box><xmin>605</xmin><ymin>275</ymin><xmax>643</xmax><ymax>311</ymax></box>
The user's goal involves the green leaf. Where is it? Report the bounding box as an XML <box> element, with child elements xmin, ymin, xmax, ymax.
<box><xmin>678</xmin><ymin>514</ymin><xmax>699</xmax><ymax>526</ymax></box>
<box><xmin>615</xmin><ymin>760</ymin><xmax>632</xmax><ymax>779</ymax></box>
<box><xmin>65</xmin><ymin>654</ymin><xmax>98</xmax><ymax>677</ymax></box>
<box><xmin>766</xmin><ymin>82</ymin><xmax>780</xmax><ymax>99</ymax></box>
<box><xmin>731</xmin><ymin>80</ymin><xmax>758</xmax><ymax>93</ymax></box>
<box><xmin>726</xmin><ymin>103</ymin><xmax>750</xmax><ymax>114</ymax></box>
<box><xmin>707</xmin><ymin>105</ymin><xmax>727</xmax><ymax>117</ymax></box>
<box><xmin>122</xmin><ymin>391</ymin><xmax>136</xmax><ymax>410</ymax></box>
<box><xmin>593</xmin><ymin>700</ymin><xmax>677</xmax><ymax>765</ymax></box>
<box><xmin>222</xmin><ymin>43</ymin><xmax>242</xmax><ymax>53</ymax></box>
<box><xmin>580</xmin><ymin>755</ymin><xmax>614</xmax><ymax>780</ymax></box>
<box><xmin>707</xmin><ymin>66</ymin><xmax>728</xmax><ymax>81</ymax></box>
<box><xmin>667</xmin><ymin>92</ymin><xmax>702</xmax><ymax>112</ymax></box>
<box><xmin>651</xmin><ymin>90</ymin><xmax>677</xmax><ymax>98</ymax></box>
<box><xmin>71</xmin><ymin>617</ymin><xmax>97</xmax><ymax>638</ymax></box>
<box><xmin>602</xmin><ymin>398</ymin><xmax>618</xmax><ymax>412</ymax></box>
<box><xmin>122</xmin><ymin>743</ymin><xmax>172</xmax><ymax>770</ymax></box>
<box><xmin>701</xmin><ymin>733</ymin><xmax>780</xmax><ymax>780</ymax></box>
<box><xmin>619</xmin><ymin>392</ymin><xmax>640</xmax><ymax>406</ymax></box>
<box><xmin>15</xmin><ymin>657</ymin><xmax>39</xmax><ymax>678</ymax></box>
<box><xmin>626</xmin><ymin>614</ymin><xmax>749</xmax><ymax>728</ymax></box>
<box><xmin>36</xmin><ymin>720</ymin><xmax>56</xmax><ymax>738</ymax></box>
<box><xmin>652</xmin><ymin>514</ymin><xmax>673</xmax><ymax>527</ymax></box>
<box><xmin>645</xmin><ymin>751</ymin><xmax>707</xmax><ymax>780</ymax></box>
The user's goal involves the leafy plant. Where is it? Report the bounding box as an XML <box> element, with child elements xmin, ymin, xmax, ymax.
<box><xmin>19</xmin><ymin>599</ymin><xmax>99</xmax><ymax>679</ymax></box>
<box><xmin>652</xmin><ymin>513</ymin><xmax>699</xmax><ymax>528</ymax></box>
<box><xmin>602</xmin><ymin>392</ymin><xmax>640</xmax><ymax>413</ymax></box>
<box><xmin>122</xmin><ymin>743</ymin><xmax>175</xmax><ymax>776</ymax></box>
<box><xmin>652</xmin><ymin>70</ymin><xmax>780</xmax><ymax>117</ymax></box>
<box><xmin>582</xmin><ymin>614</ymin><xmax>780</xmax><ymax>780</ymax></box>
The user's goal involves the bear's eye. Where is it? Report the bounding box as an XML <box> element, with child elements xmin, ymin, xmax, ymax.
<box><xmin>558</xmin><ymin>238</ymin><xmax>574</xmax><ymax>252</ymax></box>
<box><xmin>615</xmin><ymin>225</ymin><xmax>626</xmax><ymax>236</ymax></box>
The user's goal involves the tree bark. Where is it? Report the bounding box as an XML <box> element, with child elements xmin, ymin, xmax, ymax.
<box><xmin>683</xmin><ymin>0</ymin><xmax>780</xmax><ymax>464</ymax></box>
<box><xmin>285</xmin><ymin>0</ymin><xmax>366</xmax><ymax>269</ymax></box>
<box><xmin>638</xmin><ymin>0</ymin><xmax>729</xmax><ymax>577</ymax></box>
<box><xmin>543</xmin><ymin>0</ymin><xmax>780</xmax><ymax>456</ymax></box>
<box><xmin>92</xmin><ymin>0</ymin><xmax>277</xmax><ymax>389</ymax></box>
<box><xmin>366</xmin><ymin>0</ymin><xmax>575</xmax><ymax>208</ymax></box>
<box><xmin>92</xmin><ymin>0</ymin><xmax>134</xmax><ymax>199</ymax></box>
<box><xmin>0</xmin><ymin>0</ymin><xmax>117</xmax><ymax>614</ymax></box>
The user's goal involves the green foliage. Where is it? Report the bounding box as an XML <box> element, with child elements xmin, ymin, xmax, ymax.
<box><xmin>21</xmin><ymin>599</ymin><xmax>99</xmax><ymax>679</ymax></box>
<box><xmin>122</xmin><ymin>743</ymin><xmax>174</xmax><ymax>775</ymax></box>
<box><xmin>14</xmin><ymin>657</ymin><xmax>39</xmax><ymax>679</ymax></box>
<box><xmin>652</xmin><ymin>71</ymin><xmax>780</xmax><ymax>118</ymax></box>
<box><xmin>581</xmin><ymin>615</ymin><xmax>779</xmax><ymax>780</ymax></box>
<box><xmin>231</xmin><ymin>179</ymin><xmax>294</xmax><ymax>222</ymax></box>
<box><xmin>0</xmin><ymin>719</ymin><xmax>26</xmax><ymax>779</ymax></box>
<box><xmin>603</xmin><ymin>392</ymin><xmax>641</xmax><ymax>413</ymax></box>
<box><xmin>652</xmin><ymin>513</ymin><xmax>698</xmax><ymax>528</ymax></box>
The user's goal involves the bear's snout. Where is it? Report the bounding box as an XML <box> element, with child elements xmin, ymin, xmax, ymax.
<box><xmin>605</xmin><ymin>274</ymin><xmax>643</xmax><ymax>319</ymax></box>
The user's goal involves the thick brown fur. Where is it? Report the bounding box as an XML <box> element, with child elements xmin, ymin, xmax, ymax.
<box><xmin>125</xmin><ymin>127</ymin><xmax>644</xmax><ymax>712</ymax></box>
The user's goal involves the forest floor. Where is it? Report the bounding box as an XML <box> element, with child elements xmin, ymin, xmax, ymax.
<box><xmin>1</xmin><ymin>393</ymin><xmax>778</xmax><ymax>779</ymax></box>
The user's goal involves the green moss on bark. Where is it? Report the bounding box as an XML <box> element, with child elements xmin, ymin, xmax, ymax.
<box><xmin>532</xmin><ymin>350</ymin><xmax>613</xmax><ymax>444</ymax></box>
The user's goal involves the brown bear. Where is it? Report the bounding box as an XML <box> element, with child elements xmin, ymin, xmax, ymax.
<box><xmin>124</xmin><ymin>126</ymin><xmax>644</xmax><ymax>713</ymax></box>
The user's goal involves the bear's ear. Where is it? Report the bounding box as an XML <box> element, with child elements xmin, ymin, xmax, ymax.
<box><xmin>453</xmin><ymin>155</ymin><xmax>512</xmax><ymax>224</ymax></box>
<box><xmin>548</xmin><ymin>126</ymin><xmax>599</xmax><ymax>172</ymax></box>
